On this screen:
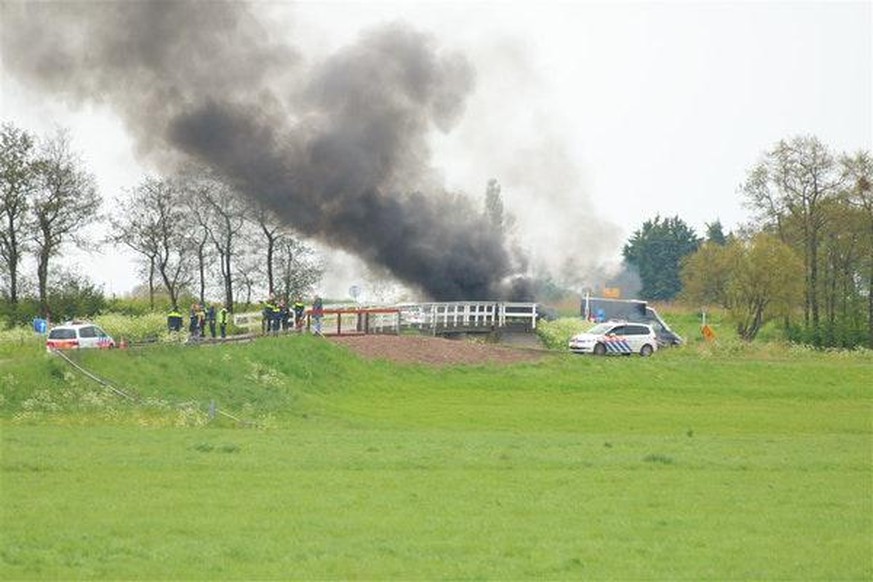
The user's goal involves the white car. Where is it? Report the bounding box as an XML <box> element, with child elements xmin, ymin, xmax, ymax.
<box><xmin>46</xmin><ymin>322</ymin><xmax>116</xmax><ymax>352</ymax></box>
<box><xmin>568</xmin><ymin>322</ymin><xmax>658</xmax><ymax>356</ymax></box>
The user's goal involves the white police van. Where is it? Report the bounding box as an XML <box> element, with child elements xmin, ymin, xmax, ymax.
<box><xmin>46</xmin><ymin>322</ymin><xmax>115</xmax><ymax>352</ymax></box>
<box><xmin>568</xmin><ymin>322</ymin><xmax>658</xmax><ymax>356</ymax></box>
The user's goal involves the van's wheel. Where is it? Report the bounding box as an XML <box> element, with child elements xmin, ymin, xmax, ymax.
<box><xmin>593</xmin><ymin>343</ymin><xmax>607</xmax><ymax>356</ymax></box>
<box><xmin>640</xmin><ymin>344</ymin><xmax>653</xmax><ymax>357</ymax></box>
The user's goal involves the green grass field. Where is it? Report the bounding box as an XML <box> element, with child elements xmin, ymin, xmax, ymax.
<box><xmin>1</xmin><ymin>332</ymin><xmax>871</xmax><ymax>579</ymax></box>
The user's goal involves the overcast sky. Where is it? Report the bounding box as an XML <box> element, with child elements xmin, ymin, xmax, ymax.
<box><xmin>2</xmin><ymin>0</ymin><xmax>870</xmax><ymax>299</ymax></box>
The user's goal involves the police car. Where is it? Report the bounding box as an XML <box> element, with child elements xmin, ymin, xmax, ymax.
<box><xmin>46</xmin><ymin>322</ymin><xmax>116</xmax><ymax>352</ymax></box>
<box><xmin>568</xmin><ymin>322</ymin><xmax>658</xmax><ymax>356</ymax></box>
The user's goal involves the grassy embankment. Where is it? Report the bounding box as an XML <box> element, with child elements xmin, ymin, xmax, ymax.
<box><xmin>1</xmin><ymin>321</ymin><xmax>871</xmax><ymax>579</ymax></box>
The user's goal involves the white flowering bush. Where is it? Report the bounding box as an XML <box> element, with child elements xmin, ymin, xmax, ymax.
<box><xmin>12</xmin><ymin>382</ymin><xmax>122</xmax><ymax>423</ymax></box>
<box><xmin>536</xmin><ymin>318</ymin><xmax>592</xmax><ymax>350</ymax></box>
<box><xmin>246</xmin><ymin>360</ymin><xmax>286</xmax><ymax>388</ymax></box>
<box><xmin>0</xmin><ymin>326</ymin><xmax>43</xmax><ymax>358</ymax></box>
<box><xmin>94</xmin><ymin>312</ymin><xmax>175</xmax><ymax>343</ymax></box>
<box><xmin>0</xmin><ymin>325</ymin><xmax>40</xmax><ymax>344</ymax></box>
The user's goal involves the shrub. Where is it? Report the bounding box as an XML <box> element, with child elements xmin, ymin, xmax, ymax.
<box><xmin>536</xmin><ymin>317</ymin><xmax>591</xmax><ymax>350</ymax></box>
<box><xmin>94</xmin><ymin>313</ymin><xmax>172</xmax><ymax>344</ymax></box>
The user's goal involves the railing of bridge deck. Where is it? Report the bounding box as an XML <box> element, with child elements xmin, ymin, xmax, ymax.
<box><xmin>233</xmin><ymin>302</ymin><xmax>538</xmax><ymax>336</ymax></box>
<box><xmin>401</xmin><ymin>301</ymin><xmax>538</xmax><ymax>332</ymax></box>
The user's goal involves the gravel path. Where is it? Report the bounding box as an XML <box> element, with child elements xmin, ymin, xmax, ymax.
<box><xmin>327</xmin><ymin>334</ymin><xmax>548</xmax><ymax>366</ymax></box>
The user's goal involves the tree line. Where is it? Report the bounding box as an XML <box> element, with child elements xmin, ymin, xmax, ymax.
<box><xmin>0</xmin><ymin>122</ymin><xmax>324</xmax><ymax>324</ymax></box>
<box><xmin>622</xmin><ymin>135</ymin><xmax>871</xmax><ymax>348</ymax></box>
<box><xmin>3</xmin><ymin>122</ymin><xmax>871</xmax><ymax>348</ymax></box>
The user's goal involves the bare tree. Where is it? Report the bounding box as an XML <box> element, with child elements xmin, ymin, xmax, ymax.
<box><xmin>0</xmin><ymin>123</ymin><xmax>37</xmax><ymax>304</ymax></box>
<box><xmin>245</xmin><ymin>202</ymin><xmax>323</xmax><ymax>302</ymax></box>
<box><xmin>186</xmin><ymin>219</ymin><xmax>211</xmax><ymax>305</ymax></box>
<box><xmin>31</xmin><ymin>129</ymin><xmax>101</xmax><ymax>316</ymax></box>
<box><xmin>275</xmin><ymin>233</ymin><xmax>324</xmax><ymax>301</ymax></box>
<box><xmin>233</xmin><ymin>245</ymin><xmax>262</xmax><ymax>307</ymax></box>
<box><xmin>109</xmin><ymin>176</ymin><xmax>191</xmax><ymax>308</ymax></box>
<box><xmin>183</xmin><ymin>171</ymin><xmax>247</xmax><ymax>309</ymax></box>
<box><xmin>248</xmin><ymin>200</ymin><xmax>284</xmax><ymax>296</ymax></box>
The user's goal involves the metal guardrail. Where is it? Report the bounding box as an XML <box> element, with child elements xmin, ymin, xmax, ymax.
<box><xmin>305</xmin><ymin>308</ymin><xmax>401</xmax><ymax>336</ymax></box>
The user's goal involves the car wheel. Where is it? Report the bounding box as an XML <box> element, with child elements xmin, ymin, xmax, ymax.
<box><xmin>593</xmin><ymin>343</ymin><xmax>607</xmax><ymax>356</ymax></box>
<box><xmin>640</xmin><ymin>344</ymin><xmax>653</xmax><ymax>357</ymax></box>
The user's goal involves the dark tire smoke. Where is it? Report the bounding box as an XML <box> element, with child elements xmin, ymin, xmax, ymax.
<box><xmin>1</xmin><ymin>2</ymin><xmax>529</xmax><ymax>300</ymax></box>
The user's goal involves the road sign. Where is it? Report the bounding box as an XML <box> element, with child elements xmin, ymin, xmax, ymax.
<box><xmin>702</xmin><ymin>324</ymin><xmax>716</xmax><ymax>341</ymax></box>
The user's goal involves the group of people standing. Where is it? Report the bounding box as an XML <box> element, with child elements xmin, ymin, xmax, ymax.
<box><xmin>262</xmin><ymin>295</ymin><xmax>323</xmax><ymax>335</ymax></box>
<box><xmin>167</xmin><ymin>295</ymin><xmax>323</xmax><ymax>339</ymax></box>
<box><xmin>167</xmin><ymin>303</ymin><xmax>229</xmax><ymax>339</ymax></box>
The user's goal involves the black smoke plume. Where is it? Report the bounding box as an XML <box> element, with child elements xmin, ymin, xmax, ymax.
<box><xmin>1</xmin><ymin>2</ymin><xmax>528</xmax><ymax>300</ymax></box>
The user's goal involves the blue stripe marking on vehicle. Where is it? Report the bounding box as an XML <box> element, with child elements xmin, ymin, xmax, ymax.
<box><xmin>605</xmin><ymin>339</ymin><xmax>632</xmax><ymax>354</ymax></box>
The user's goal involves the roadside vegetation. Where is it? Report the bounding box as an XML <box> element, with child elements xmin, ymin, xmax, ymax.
<box><xmin>1</xmin><ymin>317</ymin><xmax>870</xmax><ymax>579</ymax></box>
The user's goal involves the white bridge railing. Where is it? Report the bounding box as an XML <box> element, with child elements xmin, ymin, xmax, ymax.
<box><xmin>233</xmin><ymin>301</ymin><xmax>539</xmax><ymax>336</ymax></box>
<box><xmin>398</xmin><ymin>301</ymin><xmax>538</xmax><ymax>333</ymax></box>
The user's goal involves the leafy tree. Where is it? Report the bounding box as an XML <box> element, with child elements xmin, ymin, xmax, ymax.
<box><xmin>743</xmin><ymin>135</ymin><xmax>843</xmax><ymax>330</ymax></box>
<box><xmin>46</xmin><ymin>269</ymin><xmax>107</xmax><ymax>321</ymax></box>
<box><xmin>680</xmin><ymin>242</ymin><xmax>734</xmax><ymax>307</ymax></box>
<box><xmin>705</xmin><ymin>220</ymin><xmax>728</xmax><ymax>245</ymax></box>
<box><xmin>0</xmin><ymin>123</ymin><xmax>37</xmax><ymax>305</ymax></box>
<box><xmin>682</xmin><ymin>234</ymin><xmax>803</xmax><ymax>341</ymax></box>
<box><xmin>840</xmin><ymin>150</ymin><xmax>873</xmax><ymax>347</ymax></box>
<box><xmin>728</xmin><ymin>234</ymin><xmax>804</xmax><ymax>340</ymax></box>
<box><xmin>31</xmin><ymin>129</ymin><xmax>101</xmax><ymax>316</ymax></box>
<box><xmin>622</xmin><ymin>215</ymin><xmax>701</xmax><ymax>300</ymax></box>
<box><xmin>742</xmin><ymin>136</ymin><xmax>873</xmax><ymax>347</ymax></box>
<box><xmin>816</xmin><ymin>195</ymin><xmax>866</xmax><ymax>346</ymax></box>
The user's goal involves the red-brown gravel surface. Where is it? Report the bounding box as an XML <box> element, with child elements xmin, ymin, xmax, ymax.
<box><xmin>327</xmin><ymin>334</ymin><xmax>547</xmax><ymax>366</ymax></box>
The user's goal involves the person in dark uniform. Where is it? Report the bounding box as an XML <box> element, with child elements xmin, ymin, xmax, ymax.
<box><xmin>263</xmin><ymin>296</ymin><xmax>278</xmax><ymax>335</ymax></box>
<box><xmin>189</xmin><ymin>303</ymin><xmax>200</xmax><ymax>339</ymax></box>
<box><xmin>293</xmin><ymin>297</ymin><xmax>306</xmax><ymax>331</ymax></box>
<box><xmin>278</xmin><ymin>299</ymin><xmax>289</xmax><ymax>332</ymax></box>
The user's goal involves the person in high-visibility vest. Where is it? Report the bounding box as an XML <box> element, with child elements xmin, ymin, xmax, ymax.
<box><xmin>263</xmin><ymin>296</ymin><xmax>278</xmax><ymax>334</ymax></box>
<box><xmin>218</xmin><ymin>305</ymin><xmax>229</xmax><ymax>338</ymax></box>
<box><xmin>167</xmin><ymin>305</ymin><xmax>183</xmax><ymax>333</ymax></box>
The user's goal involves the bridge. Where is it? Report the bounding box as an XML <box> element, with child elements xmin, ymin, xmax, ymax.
<box><xmin>234</xmin><ymin>302</ymin><xmax>540</xmax><ymax>337</ymax></box>
<box><xmin>397</xmin><ymin>302</ymin><xmax>539</xmax><ymax>335</ymax></box>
